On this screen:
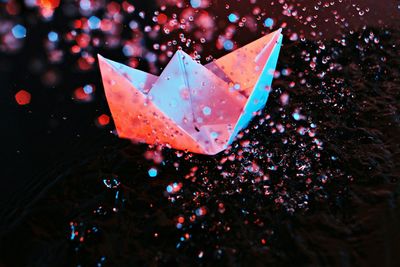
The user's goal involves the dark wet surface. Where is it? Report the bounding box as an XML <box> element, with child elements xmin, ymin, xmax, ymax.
<box><xmin>1</xmin><ymin>28</ymin><xmax>400</xmax><ymax>266</ymax></box>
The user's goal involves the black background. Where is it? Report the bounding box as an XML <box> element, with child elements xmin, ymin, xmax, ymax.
<box><xmin>1</xmin><ymin>1</ymin><xmax>400</xmax><ymax>266</ymax></box>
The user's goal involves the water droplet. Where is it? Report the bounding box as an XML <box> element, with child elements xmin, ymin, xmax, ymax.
<box><xmin>202</xmin><ymin>106</ymin><xmax>211</xmax><ymax>116</ymax></box>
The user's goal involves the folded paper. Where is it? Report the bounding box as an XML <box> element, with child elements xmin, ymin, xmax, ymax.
<box><xmin>98</xmin><ymin>29</ymin><xmax>283</xmax><ymax>155</ymax></box>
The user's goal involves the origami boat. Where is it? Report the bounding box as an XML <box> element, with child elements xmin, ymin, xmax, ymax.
<box><xmin>98</xmin><ymin>29</ymin><xmax>283</xmax><ymax>155</ymax></box>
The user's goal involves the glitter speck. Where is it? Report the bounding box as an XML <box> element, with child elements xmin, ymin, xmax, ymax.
<box><xmin>190</xmin><ymin>0</ymin><xmax>201</xmax><ymax>8</ymax></box>
<box><xmin>97</xmin><ymin>114</ymin><xmax>110</xmax><ymax>126</ymax></box>
<box><xmin>12</xmin><ymin>24</ymin><xmax>26</xmax><ymax>39</ymax></box>
<box><xmin>198</xmin><ymin>251</ymin><xmax>204</xmax><ymax>258</ymax></box>
<box><xmin>48</xmin><ymin>31</ymin><xmax>58</xmax><ymax>42</ymax></box>
<box><xmin>292</xmin><ymin>112</ymin><xmax>300</xmax><ymax>121</ymax></box>
<box><xmin>88</xmin><ymin>16</ymin><xmax>101</xmax><ymax>30</ymax></box>
<box><xmin>228</xmin><ymin>13</ymin><xmax>239</xmax><ymax>23</ymax></box>
<box><xmin>195</xmin><ymin>207</ymin><xmax>207</xmax><ymax>216</ymax></box>
<box><xmin>148</xmin><ymin>168</ymin><xmax>158</xmax><ymax>177</ymax></box>
<box><xmin>223</xmin><ymin>40</ymin><xmax>234</xmax><ymax>51</ymax></box>
<box><xmin>83</xmin><ymin>84</ymin><xmax>93</xmax><ymax>94</ymax></box>
<box><xmin>15</xmin><ymin>90</ymin><xmax>31</xmax><ymax>105</ymax></box>
<box><xmin>264</xmin><ymin>18</ymin><xmax>274</xmax><ymax>27</ymax></box>
<box><xmin>79</xmin><ymin>0</ymin><xmax>91</xmax><ymax>10</ymax></box>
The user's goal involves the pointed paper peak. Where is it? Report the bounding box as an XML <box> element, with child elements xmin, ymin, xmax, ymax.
<box><xmin>173</xmin><ymin>49</ymin><xmax>199</xmax><ymax>66</ymax></box>
<box><xmin>98</xmin><ymin>54</ymin><xmax>158</xmax><ymax>95</ymax></box>
<box><xmin>205</xmin><ymin>29</ymin><xmax>282</xmax><ymax>97</ymax></box>
<box><xmin>175</xmin><ymin>49</ymin><xmax>186</xmax><ymax>55</ymax></box>
<box><xmin>175</xmin><ymin>49</ymin><xmax>191</xmax><ymax>57</ymax></box>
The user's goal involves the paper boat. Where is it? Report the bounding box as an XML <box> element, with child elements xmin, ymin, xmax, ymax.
<box><xmin>98</xmin><ymin>29</ymin><xmax>283</xmax><ymax>155</ymax></box>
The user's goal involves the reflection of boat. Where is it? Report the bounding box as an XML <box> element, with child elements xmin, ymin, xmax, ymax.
<box><xmin>98</xmin><ymin>29</ymin><xmax>282</xmax><ymax>155</ymax></box>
